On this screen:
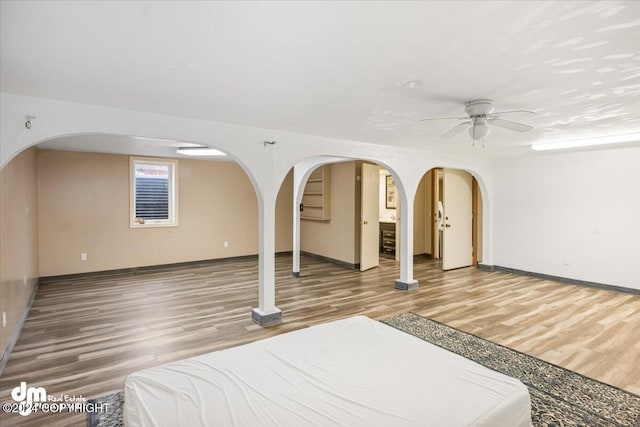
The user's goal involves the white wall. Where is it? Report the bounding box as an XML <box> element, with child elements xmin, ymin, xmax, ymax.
<box><xmin>491</xmin><ymin>146</ymin><xmax>640</xmax><ymax>290</ymax></box>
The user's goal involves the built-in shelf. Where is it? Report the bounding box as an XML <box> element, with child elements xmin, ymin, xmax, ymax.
<box><xmin>301</xmin><ymin>165</ymin><xmax>331</xmax><ymax>221</ymax></box>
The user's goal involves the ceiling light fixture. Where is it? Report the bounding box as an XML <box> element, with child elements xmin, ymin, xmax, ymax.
<box><xmin>469</xmin><ymin>118</ymin><xmax>490</xmax><ymax>140</ymax></box>
<box><xmin>131</xmin><ymin>136</ymin><xmax>180</xmax><ymax>143</ymax></box>
<box><xmin>403</xmin><ymin>80</ymin><xmax>424</xmax><ymax>89</ymax></box>
<box><xmin>531</xmin><ymin>132</ymin><xmax>640</xmax><ymax>151</ymax></box>
<box><xmin>176</xmin><ymin>147</ymin><xmax>227</xmax><ymax>156</ymax></box>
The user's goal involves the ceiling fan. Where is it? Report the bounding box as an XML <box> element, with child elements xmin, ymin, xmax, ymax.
<box><xmin>421</xmin><ymin>100</ymin><xmax>535</xmax><ymax>143</ymax></box>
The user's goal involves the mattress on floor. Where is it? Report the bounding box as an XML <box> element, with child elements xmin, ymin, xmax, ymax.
<box><xmin>124</xmin><ymin>315</ymin><xmax>532</xmax><ymax>427</ymax></box>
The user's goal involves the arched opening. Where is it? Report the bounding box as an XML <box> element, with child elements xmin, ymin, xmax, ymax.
<box><xmin>31</xmin><ymin>134</ymin><xmax>262</xmax><ymax>277</ymax></box>
<box><xmin>412</xmin><ymin>167</ymin><xmax>486</xmax><ymax>277</ymax></box>
<box><xmin>0</xmin><ymin>133</ymin><xmax>268</xmax><ymax>371</ymax></box>
<box><xmin>286</xmin><ymin>157</ymin><xmax>411</xmax><ymax>288</ymax></box>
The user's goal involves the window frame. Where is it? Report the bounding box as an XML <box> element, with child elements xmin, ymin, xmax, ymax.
<box><xmin>129</xmin><ymin>157</ymin><xmax>179</xmax><ymax>228</ymax></box>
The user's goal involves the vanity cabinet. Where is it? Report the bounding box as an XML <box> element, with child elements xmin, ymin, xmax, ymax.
<box><xmin>380</xmin><ymin>222</ymin><xmax>396</xmax><ymax>255</ymax></box>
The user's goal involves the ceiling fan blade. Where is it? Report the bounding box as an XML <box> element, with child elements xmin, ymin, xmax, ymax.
<box><xmin>420</xmin><ymin>116</ymin><xmax>468</xmax><ymax>122</ymax></box>
<box><xmin>490</xmin><ymin>118</ymin><xmax>533</xmax><ymax>132</ymax></box>
<box><xmin>440</xmin><ymin>121</ymin><xmax>472</xmax><ymax>138</ymax></box>
<box><xmin>492</xmin><ymin>109</ymin><xmax>537</xmax><ymax>116</ymax></box>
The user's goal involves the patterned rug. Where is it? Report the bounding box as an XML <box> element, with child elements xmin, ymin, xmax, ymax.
<box><xmin>383</xmin><ymin>312</ymin><xmax>640</xmax><ymax>427</ymax></box>
<box><xmin>87</xmin><ymin>391</ymin><xmax>123</xmax><ymax>427</ymax></box>
<box><xmin>88</xmin><ymin>312</ymin><xmax>640</xmax><ymax>426</ymax></box>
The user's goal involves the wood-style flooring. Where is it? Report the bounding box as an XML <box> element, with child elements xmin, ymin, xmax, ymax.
<box><xmin>1</xmin><ymin>255</ymin><xmax>639</xmax><ymax>426</ymax></box>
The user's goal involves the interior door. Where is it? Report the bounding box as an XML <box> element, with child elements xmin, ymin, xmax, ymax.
<box><xmin>442</xmin><ymin>169</ymin><xmax>473</xmax><ymax>270</ymax></box>
<box><xmin>360</xmin><ymin>163</ymin><xmax>380</xmax><ymax>271</ymax></box>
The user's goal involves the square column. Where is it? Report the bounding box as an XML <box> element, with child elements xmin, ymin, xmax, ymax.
<box><xmin>252</xmin><ymin>198</ymin><xmax>282</xmax><ymax>325</ymax></box>
<box><xmin>395</xmin><ymin>191</ymin><xmax>419</xmax><ymax>291</ymax></box>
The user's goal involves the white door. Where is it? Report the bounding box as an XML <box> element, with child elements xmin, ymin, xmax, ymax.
<box><xmin>442</xmin><ymin>169</ymin><xmax>473</xmax><ymax>270</ymax></box>
<box><xmin>360</xmin><ymin>163</ymin><xmax>380</xmax><ymax>271</ymax></box>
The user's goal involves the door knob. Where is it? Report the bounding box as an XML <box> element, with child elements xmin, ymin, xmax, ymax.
<box><xmin>445</xmin><ymin>224</ymin><xmax>451</xmax><ymax>228</ymax></box>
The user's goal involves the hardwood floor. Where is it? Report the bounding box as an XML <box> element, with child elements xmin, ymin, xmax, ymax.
<box><xmin>1</xmin><ymin>254</ymin><xmax>639</xmax><ymax>426</ymax></box>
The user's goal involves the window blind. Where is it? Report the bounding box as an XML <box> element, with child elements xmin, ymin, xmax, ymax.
<box><xmin>135</xmin><ymin>176</ymin><xmax>169</xmax><ymax>220</ymax></box>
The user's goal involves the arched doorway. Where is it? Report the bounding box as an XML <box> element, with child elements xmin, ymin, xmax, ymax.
<box><xmin>413</xmin><ymin>167</ymin><xmax>486</xmax><ymax>274</ymax></box>
<box><xmin>288</xmin><ymin>157</ymin><xmax>417</xmax><ymax>290</ymax></box>
<box><xmin>0</xmin><ymin>133</ymin><xmax>270</xmax><ymax>365</ymax></box>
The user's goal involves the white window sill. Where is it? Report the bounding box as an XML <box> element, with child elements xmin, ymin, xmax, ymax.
<box><xmin>130</xmin><ymin>222</ymin><xmax>179</xmax><ymax>229</ymax></box>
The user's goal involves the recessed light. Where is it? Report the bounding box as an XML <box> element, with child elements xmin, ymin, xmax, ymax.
<box><xmin>176</xmin><ymin>147</ymin><xmax>227</xmax><ymax>157</ymax></box>
<box><xmin>131</xmin><ymin>136</ymin><xmax>180</xmax><ymax>143</ymax></box>
<box><xmin>403</xmin><ymin>80</ymin><xmax>424</xmax><ymax>89</ymax></box>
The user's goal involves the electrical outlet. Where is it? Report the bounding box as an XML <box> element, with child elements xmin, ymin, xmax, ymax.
<box><xmin>81</xmin><ymin>253</ymin><xmax>87</xmax><ymax>261</ymax></box>
<box><xmin>2</xmin><ymin>312</ymin><xmax>6</xmax><ymax>328</ymax></box>
<box><xmin>224</xmin><ymin>241</ymin><xmax>229</xmax><ymax>248</ymax></box>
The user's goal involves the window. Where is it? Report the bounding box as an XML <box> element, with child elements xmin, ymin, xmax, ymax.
<box><xmin>130</xmin><ymin>158</ymin><xmax>178</xmax><ymax>227</ymax></box>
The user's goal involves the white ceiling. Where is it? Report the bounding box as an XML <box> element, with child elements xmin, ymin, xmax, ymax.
<box><xmin>2</xmin><ymin>1</ymin><xmax>639</xmax><ymax>157</ymax></box>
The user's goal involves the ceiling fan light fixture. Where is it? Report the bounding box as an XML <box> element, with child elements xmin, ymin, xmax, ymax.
<box><xmin>425</xmin><ymin>100</ymin><xmax>532</xmax><ymax>143</ymax></box>
<box><xmin>469</xmin><ymin>118</ymin><xmax>489</xmax><ymax>140</ymax></box>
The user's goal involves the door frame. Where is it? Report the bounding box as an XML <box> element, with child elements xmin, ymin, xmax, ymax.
<box><xmin>427</xmin><ymin>167</ymin><xmax>482</xmax><ymax>267</ymax></box>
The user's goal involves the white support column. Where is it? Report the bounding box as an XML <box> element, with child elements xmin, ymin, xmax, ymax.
<box><xmin>292</xmin><ymin>166</ymin><xmax>302</xmax><ymax>277</ymax></box>
<box><xmin>292</xmin><ymin>201</ymin><xmax>301</xmax><ymax>277</ymax></box>
<box><xmin>252</xmin><ymin>197</ymin><xmax>282</xmax><ymax>325</ymax></box>
<box><xmin>395</xmin><ymin>190</ymin><xmax>418</xmax><ymax>290</ymax></box>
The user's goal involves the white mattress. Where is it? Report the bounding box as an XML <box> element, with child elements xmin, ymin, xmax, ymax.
<box><xmin>124</xmin><ymin>316</ymin><xmax>532</xmax><ymax>427</ymax></box>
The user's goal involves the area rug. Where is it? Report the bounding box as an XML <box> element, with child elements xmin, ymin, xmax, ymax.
<box><xmin>87</xmin><ymin>391</ymin><xmax>123</xmax><ymax>427</ymax></box>
<box><xmin>383</xmin><ymin>312</ymin><xmax>640</xmax><ymax>427</ymax></box>
<box><xmin>88</xmin><ymin>312</ymin><xmax>640</xmax><ymax>427</ymax></box>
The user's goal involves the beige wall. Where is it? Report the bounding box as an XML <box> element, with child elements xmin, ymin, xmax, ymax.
<box><xmin>0</xmin><ymin>148</ymin><xmax>39</xmax><ymax>365</ymax></box>
<box><xmin>38</xmin><ymin>150</ymin><xmax>292</xmax><ymax>276</ymax></box>
<box><xmin>275</xmin><ymin>169</ymin><xmax>293</xmax><ymax>253</ymax></box>
<box><xmin>301</xmin><ymin>162</ymin><xmax>358</xmax><ymax>264</ymax></box>
<box><xmin>413</xmin><ymin>171</ymin><xmax>432</xmax><ymax>255</ymax></box>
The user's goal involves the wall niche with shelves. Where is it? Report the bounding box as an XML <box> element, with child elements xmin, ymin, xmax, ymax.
<box><xmin>301</xmin><ymin>165</ymin><xmax>331</xmax><ymax>221</ymax></box>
